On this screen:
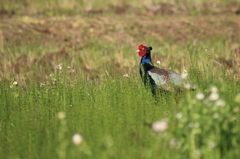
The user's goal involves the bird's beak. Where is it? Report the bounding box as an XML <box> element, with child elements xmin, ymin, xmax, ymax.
<box><xmin>136</xmin><ymin>49</ymin><xmax>140</xmax><ymax>53</ymax></box>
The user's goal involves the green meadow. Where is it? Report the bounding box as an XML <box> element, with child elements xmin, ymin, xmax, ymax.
<box><xmin>0</xmin><ymin>0</ymin><xmax>240</xmax><ymax>159</ymax></box>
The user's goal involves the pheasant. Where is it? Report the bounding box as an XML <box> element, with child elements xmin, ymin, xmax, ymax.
<box><xmin>136</xmin><ymin>44</ymin><xmax>186</xmax><ymax>94</ymax></box>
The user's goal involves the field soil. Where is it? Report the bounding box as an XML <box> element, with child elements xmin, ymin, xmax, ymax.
<box><xmin>0</xmin><ymin>2</ymin><xmax>240</xmax><ymax>82</ymax></box>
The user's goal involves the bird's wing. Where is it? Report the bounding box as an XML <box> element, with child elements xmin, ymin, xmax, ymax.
<box><xmin>148</xmin><ymin>68</ymin><xmax>183</xmax><ymax>90</ymax></box>
<box><xmin>148</xmin><ymin>68</ymin><xmax>170</xmax><ymax>86</ymax></box>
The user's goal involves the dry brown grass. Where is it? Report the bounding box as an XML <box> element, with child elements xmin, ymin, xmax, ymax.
<box><xmin>0</xmin><ymin>2</ymin><xmax>240</xmax><ymax>83</ymax></box>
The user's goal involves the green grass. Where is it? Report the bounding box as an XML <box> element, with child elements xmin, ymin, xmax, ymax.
<box><xmin>1</xmin><ymin>66</ymin><xmax>240</xmax><ymax>159</ymax></box>
<box><xmin>1</xmin><ymin>26</ymin><xmax>240</xmax><ymax>159</ymax></box>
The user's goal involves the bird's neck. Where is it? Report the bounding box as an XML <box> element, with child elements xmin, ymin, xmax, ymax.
<box><xmin>140</xmin><ymin>62</ymin><xmax>154</xmax><ymax>72</ymax></box>
<box><xmin>141</xmin><ymin>54</ymin><xmax>152</xmax><ymax>64</ymax></box>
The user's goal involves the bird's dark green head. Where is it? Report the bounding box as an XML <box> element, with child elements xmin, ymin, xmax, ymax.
<box><xmin>136</xmin><ymin>44</ymin><xmax>152</xmax><ymax>64</ymax></box>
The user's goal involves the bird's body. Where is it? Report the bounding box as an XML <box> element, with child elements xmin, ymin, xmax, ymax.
<box><xmin>136</xmin><ymin>45</ymin><xmax>184</xmax><ymax>94</ymax></box>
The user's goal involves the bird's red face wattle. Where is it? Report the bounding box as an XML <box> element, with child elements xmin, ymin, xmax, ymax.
<box><xmin>137</xmin><ymin>45</ymin><xmax>148</xmax><ymax>57</ymax></box>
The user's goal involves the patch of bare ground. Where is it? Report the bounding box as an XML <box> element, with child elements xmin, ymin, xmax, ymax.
<box><xmin>1</xmin><ymin>15</ymin><xmax>240</xmax><ymax>47</ymax></box>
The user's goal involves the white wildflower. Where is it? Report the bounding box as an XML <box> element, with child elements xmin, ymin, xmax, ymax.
<box><xmin>54</xmin><ymin>64</ymin><xmax>63</xmax><ymax>70</ymax></box>
<box><xmin>40</xmin><ymin>83</ymin><xmax>46</xmax><ymax>87</ymax></box>
<box><xmin>67</xmin><ymin>66</ymin><xmax>71</xmax><ymax>69</ymax></box>
<box><xmin>49</xmin><ymin>74</ymin><xmax>54</xmax><ymax>77</ymax></box>
<box><xmin>184</xmin><ymin>83</ymin><xmax>191</xmax><ymax>90</ymax></box>
<box><xmin>58</xmin><ymin>111</ymin><xmax>66</xmax><ymax>119</ymax></box>
<box><xmin>72</xmin><ymin>134</ymin><xmax>83</xmax><ymax>145</ymax></box>
<box><xmin>210</xmin><ymin>86</ymin><xmax>218</xmax><ymax>93</ymax></box>
<box><xmin>215</xmin><ymin>100</ymin><xmax>225</xmax><ymax>107</ymax></box>
<box><xmin>156</xmin><ymin>60</ymin><xmax>161</xmax><ymax>65</ymax></box>
<box><xmin>209</xmin><ymin>92</ymin><xmax>219</xmax><ymax>101</ymax></box>
<box><xmin>196</xmin><ymin>93</ymin><xmax>205</xmax><ymax>100</ymax></box>
<box><xmin>181</xmin><ymin>70</ymin><xmax>188</xmax><ymax>79</ymax></box>
<box><xmin>176</xmin><ymin>113</ymin><xmax>183</xmax><ymax>119</ymax></box>
<box><xmin>13</xmin><ymin>81</ymin><xmax>18</xmax><ymax>85</ymax></box>
<box><xmin>152</xmin><ymin>120</ymin><xmax>168</xmax><ymax>132</ymax></box>
<box><xmin>123</xmin><ymin>74</ymin><xmax>130</xmax><ymax>78</ymax></box>
<box><xmin>181</xmin><ymin>74</ymin><xmax>188</xmax><ymax>79</ymax></box>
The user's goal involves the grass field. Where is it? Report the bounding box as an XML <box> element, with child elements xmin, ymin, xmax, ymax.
<box><xmin>1</xmin><ymin>0</ymin><xmax>240</xmax><ymax>159</ymax></box>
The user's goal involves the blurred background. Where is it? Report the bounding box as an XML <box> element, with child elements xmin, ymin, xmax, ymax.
<box><xmin>0</xmin><ymin>0</ymin><xmax>240</xmax><ymax>83</ymax></box>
